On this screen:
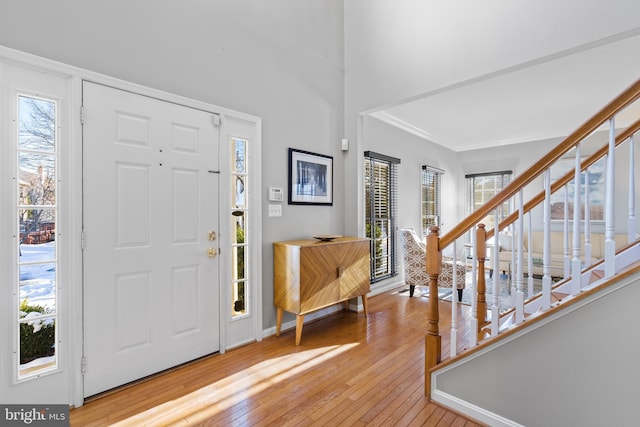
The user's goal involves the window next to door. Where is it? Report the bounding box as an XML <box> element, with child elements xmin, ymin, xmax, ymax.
<box><xmin>231</xmin><ymin>137</ymin><xmax>249</xmax><ymax>318</ymax></box>
<box><xmin>16</xmin><ymin>95</ymin><xmax>59</xmax><ymax>380</ymax></box>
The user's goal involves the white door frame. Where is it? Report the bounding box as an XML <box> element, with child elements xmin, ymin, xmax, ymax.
<box><xmin>0</xmin><ymin>45</ymin><xmax>262</xmax><ymax>407</ymax></box>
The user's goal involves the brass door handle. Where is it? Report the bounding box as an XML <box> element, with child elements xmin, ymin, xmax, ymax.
<box><xmin>207</xmin><ymin>248</ymin><xmax>218</xmax><ymax>258</ymax></box>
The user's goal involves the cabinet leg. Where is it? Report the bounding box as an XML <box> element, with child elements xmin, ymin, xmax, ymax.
<box><xmin>361</xmin><ymin>295</ymin><xmax>368</xmax><ymax>316</ymax></box>
<box><xmin>295</xmin><ymin>315</ymin><xmax>304</xmax><ymax>346</ymax></box>
<box><xmin>276</xmin><ymin>307</ymin><xmax>283</xmax><ymax>337</ymax></box>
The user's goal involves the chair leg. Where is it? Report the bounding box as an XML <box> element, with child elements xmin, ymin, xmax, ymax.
<box><xmin>409</xmin><ymin>285</ymin><xmax>415</xmax><ymax>297</ymax></box>
<box><xmin>457</xmin><ymin>289</ymin><xmax>463</xmax><ymax>302</ymax></box>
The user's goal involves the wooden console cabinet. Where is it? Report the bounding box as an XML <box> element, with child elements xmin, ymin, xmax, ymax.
<box><xmin>273</xmin><ymin>236</ymin><xmax>371</xmax><ymax>345</ymax></box>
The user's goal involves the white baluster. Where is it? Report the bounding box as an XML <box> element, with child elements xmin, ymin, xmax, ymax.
<box><xmin>527</xmin><ymin>213</ymin><xmax>534</xmax><ymax>298</ymax></box>
<box><xmin>563</xmin><ymin>184</ymin><xmax>570</xmax><ymax>279</ymax></box>
<box><xmin>605</xmin><ymin>118</ymin><xmax>616</xmax><ymax>277</ymax></box>
<box><xmin>469</xmin><ymin>229</ymin><xmax>478</xmax><ymax>347</ymax></box>
<box><xmin>629</xmin><ymin>135</ymin><xmax>636</xmax><ymax>244</ymax></box>
<box><xmin>507</xmin><ymin>227</ymin><xmax>521</xmax><ymax>307</ymax></box>
<box><xmin>491</xmin><ymin>210</ymin><xmax>500</xmax><ymax>337</ymax></box>
<box><xmin>516</xmin><ymin>190</ymin><xmax>525</xmax><ymax>323</ymax></box>
<box><xmin>571</xmin><ymin>149</ymin><xmax>582</xmax><ymax>296</ymax></box>
<box><xmin>542</xmin><ymin>169</ymin><xmax>552</xmax><ymax>311</ymax></box>
<box><xmin>450</xmin><ymin>240</ymin><xmax>458</xmax><ymax>357</ymax></box>
<box><xmin>584</xmin><ymin>168</ymin><xmax>592</xmax><ymax>268</ymax></box>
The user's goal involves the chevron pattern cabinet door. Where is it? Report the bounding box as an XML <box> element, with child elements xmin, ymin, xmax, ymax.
<box><xmin>274</xmin><ymin>237</ymin><xmax>371</xmax><ymax>315</ymax></box>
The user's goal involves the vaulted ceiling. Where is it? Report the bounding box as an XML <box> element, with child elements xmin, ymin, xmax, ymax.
<box><xmin>366</xmin><ymin>26</ymin><xmax>640</xmax><ymax>152</ymax></box>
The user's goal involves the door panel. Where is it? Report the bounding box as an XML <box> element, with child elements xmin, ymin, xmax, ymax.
<box><xmin>82</xmin><ymin>82</ymin><xmax>220</xmax><ymax>397</ymax></box>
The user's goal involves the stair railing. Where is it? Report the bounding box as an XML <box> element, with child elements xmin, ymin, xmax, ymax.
<box><xmin>424</xmin><ymin>79</ymin><xmax>640</xmax><ymax>398</ymax></box>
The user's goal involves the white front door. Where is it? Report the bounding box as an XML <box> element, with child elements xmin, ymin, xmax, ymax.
<box><xmin>82</xmin><ymin>82</ymin><xmax>220</xmax><ymax>397</ymax></box>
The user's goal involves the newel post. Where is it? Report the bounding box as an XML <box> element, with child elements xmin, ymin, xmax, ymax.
<box><xmin>425</xmin><ymin>226</ymin><xmax>441</xmax><ymax>398</ymax></box>
<box><xmin>476</xmin><ymin>224</ymin><xmax>487</xmax><ymax>329</ymax></box>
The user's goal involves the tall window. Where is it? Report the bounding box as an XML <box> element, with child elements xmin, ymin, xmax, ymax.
<box><xmin>421</xmin><ymin>165</ymin><xmax>444</xmax><ymax>238</ymax></box>
<box><xmin>16</xmin><ymin>95</ymin><xmax>59</xmax><ymax>379</ymax></box>
<box><xmin>364</xmin><ymin>151</ymin><xmax>400</xmax><ymax>282</ymax></box>
<box><xmin>231</xmin><ymin>137</ymin><xmax>248</xmax><ymax>318</ymax></box>
<box><xmin>465</xmin><ymin>170</ymin><xmax>512</xmax><ymax>230</ymax></box>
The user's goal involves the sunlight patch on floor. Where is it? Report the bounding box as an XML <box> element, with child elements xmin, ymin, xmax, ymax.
<box><xmin>112</xmin><ymin>343</ymin><xmax>359</xmax><ymax>426</ymax></box>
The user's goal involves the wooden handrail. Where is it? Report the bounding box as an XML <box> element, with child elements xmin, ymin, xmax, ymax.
<box><xmin>486</xmin><ymin>117</ymin><xmax>640</xmax><ymax>240</ymax></box>
<box><xmin>439</xmin><ymin>79</ymin><xmax>640</xmax><ymax>250</ymax></box>
<box><xmin>426</xmin><ymin>79</ymin><xmax>640</xmax><ymax>399</ymax></box>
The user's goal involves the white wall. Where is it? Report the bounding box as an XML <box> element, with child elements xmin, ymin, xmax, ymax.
<box><xmin>434</xmin><ymin>272</ymin><xmax>640</xmax><ymax>426</ymax></box>
<box><xmin>363</xmin><ymin>116</ymin><xmax>460</xmax><ymax>235</ymax></box>
<box><xmin>0</xmin><ymin>0</ymin><xmax>345</xmax><ymax>329</ymax></box>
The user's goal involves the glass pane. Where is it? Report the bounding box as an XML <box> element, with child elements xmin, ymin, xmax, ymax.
<box><xmin>19</xmin><ymin>153</ymin><xmax>56</xmax><ymax>206</ymax></box>
<box><xmin>232</xmin><ymin>281</ymin><xmax>247</xmax><ymax>315</ymax></box>
<box><xmin>233</xmin><ymin>139</ymin><xmax>246</xmax><ymax>173</ymax></box>
<box><xmin>19</xmin><ymin>209</ymin><xmax>56</xmax><ymax>252</ymax></box>
<box><xmin>235</xmin><ymin>246</ymin><xmax>246</xmax><ymax>280</ymax></box>
<box><xmin>234</xmin><ymin>176</ymin><xmax>245</xmax><ymax>209</ymax></box>
<box><xmin>19</xmin><ymin>315</ymin><xmax>56</xmax><ymax>377</ymax></box>
<box><xmin>234</xmin><ymin>215</ymin><xmax>245</xmax><ymax>245</ymax></box>
<box><xmin>19</xmin><ymin>263</ymin><xmax>56</xmax><ymax>315</ymax></box>
<box><xmin>18</xmin><ymin>96</ymin><xmax>56</xmax><ymax>152</ymax></box>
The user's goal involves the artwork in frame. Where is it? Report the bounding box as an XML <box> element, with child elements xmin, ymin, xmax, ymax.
<box><xmin>288</xmin><ymin>148</ymin><xmax>333</xmax><ymax>205</ymax></box>
<box><xmin>550</xmin><ymin>157</ymin><xmax>605</xmax><ymax>221</ymax></box>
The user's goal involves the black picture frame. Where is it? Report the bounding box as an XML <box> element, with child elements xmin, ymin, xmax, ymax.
<box><xmin>288</xmin><ymin>148</ymin><xmax>333</xmax><ymax>205</ymax></box>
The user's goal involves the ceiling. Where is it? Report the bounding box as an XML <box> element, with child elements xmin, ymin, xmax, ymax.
<box><xmin>369</xmin><ymin>32</ymin><xmax>640</xmax><ymax>152</ymax></box>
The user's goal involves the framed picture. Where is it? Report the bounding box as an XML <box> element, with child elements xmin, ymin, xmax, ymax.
<box><xmin>550</xmin><ymin>157</ymin><xmax>605</xmax><ymax>221</ymax></box>
<box><xmin>288</xmin><ymin>148</ymin><xmax>333</xmax><ymax>205</ymax></box>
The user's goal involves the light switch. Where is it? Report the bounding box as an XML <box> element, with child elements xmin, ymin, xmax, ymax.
<box><xmin>268</xmin><ymin>204</ymin><xmax>282</xmax><ymax>217</ymax></box>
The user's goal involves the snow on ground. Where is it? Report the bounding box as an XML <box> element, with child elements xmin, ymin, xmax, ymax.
<box><xmin>19</xmin><ymin>241</ymin><xmax>56</xmax><ymax>311</ymax></box>
<box><xmin>17</xmin><ymin>242</ymin><xmax>57</xmax><ymax>373</ymax></box>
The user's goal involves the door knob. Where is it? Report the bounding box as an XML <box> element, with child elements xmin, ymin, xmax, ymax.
<box><xmin>207</xmin><ymin>248</ymin><xmax>218</xmax><ymax>258</ymax></box>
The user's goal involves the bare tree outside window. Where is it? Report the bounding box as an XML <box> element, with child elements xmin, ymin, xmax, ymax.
<box><xmin>19</xmin><ymin>97</ymin><xmax>56</xmax><ymax>239</ymax></box>
<box><xmin>16</xmin><ymin>95</ymin><xmax>58</xmax><ymax>378</ymax></box>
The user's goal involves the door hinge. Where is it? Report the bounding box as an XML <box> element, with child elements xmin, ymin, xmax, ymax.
<box><xmin>80</xmin><ymin>106</ymin><xmax>86</xmax><ymax>125</ymax></box>
<box><xmin>81</xmin><ymin>356</ymin><xmax>87</xmax><ymax>375</ymax></box>
<box><xmin>213</xmin><ymin>114</ymin><xmax>221</xmax><ymax>127</ymax></box>
<box><xmin>81</xmin><ymin>231</ymin><xmax>86</xmax><ymax>250</ymax></box>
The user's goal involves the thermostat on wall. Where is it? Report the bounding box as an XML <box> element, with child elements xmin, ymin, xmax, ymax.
<box><xmin>269</xmin><ymin>187</ymin><xmax>284</xmax><ymax>202</ymax></box>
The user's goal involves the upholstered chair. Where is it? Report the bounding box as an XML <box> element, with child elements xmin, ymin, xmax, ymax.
<box><xmin>399</xmin><ymin>228</ymin><xmax>466</xmax><ymax>301</ymax></box>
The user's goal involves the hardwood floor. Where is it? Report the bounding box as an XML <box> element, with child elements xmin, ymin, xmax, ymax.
<box><xmin>70</xmin><ymin>287</ymin><xmax>483</xmax><ymax>426</ymax></box>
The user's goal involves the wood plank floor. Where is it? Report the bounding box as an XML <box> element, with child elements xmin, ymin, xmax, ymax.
<box><xmin>70</xmin><ymin>286</ymin><xmax>483</xmax><ymax>426</ymax></box>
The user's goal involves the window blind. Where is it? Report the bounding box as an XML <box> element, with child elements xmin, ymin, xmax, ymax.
<box><xmin>364</xmin><ymin>151</ymin><xmax>400</xmax><ymax>282</ymax></box>
<box><xmin>421</xmin><ymin>165</ymin><xmax>444</xmax><ymax>238</ymax></box>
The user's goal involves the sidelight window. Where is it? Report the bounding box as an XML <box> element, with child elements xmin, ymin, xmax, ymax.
<box><xmin>231</xmin><ymin>137</ymin><xmax>249</xmax><ymax>318</ymax></box>
<box><xmin>16</xmin><ymin>95</ymin><xmax>59</xmax><ymax>379</ymax></box>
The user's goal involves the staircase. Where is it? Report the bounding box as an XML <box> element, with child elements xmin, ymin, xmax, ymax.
<box><xmin>422</xmin><ymin>79</ymin><xmax>640</xmax><ymax>425</ymax></box>
<box><xmin>484</xmin><ymin>242</ymin><xmax>640</xmax><ymax>336</ymax></box>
